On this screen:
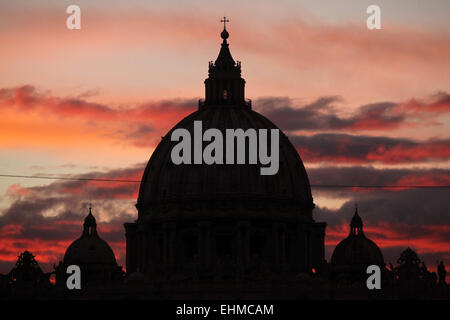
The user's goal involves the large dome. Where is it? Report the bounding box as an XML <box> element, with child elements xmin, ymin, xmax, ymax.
<box><xmin>137</xmin><ymin>106</ymin><xmax>314</xmax><ymax>216</ymax></box>
<box><xmin>137</xmin><ymin>25</ymin><xmax>314</xmax><ymax>220</ymax></box>
<box><xmin>124</xmin><ymin>24</ymin><xmax>326</xmax><ymax>282</ymax></box>
<box><xmin>64</xmin><ymin>209</ymin><xmax>117</xmax><ymax>266</ymax></box>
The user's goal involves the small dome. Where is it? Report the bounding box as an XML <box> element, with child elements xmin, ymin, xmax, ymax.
<box><xmin>64</xmin><ymin>208</ymin><xmax>117</xmax><ymax>266</ymax></box>
<box><xmin>331</xmin><ymin>208</ymin><xmax>384</xmax><ymax>266</ymax></box>
<box><xmin>64</xmin><ymin>236</ymin><xmax>117</xmax><ymax>266</ymax></box>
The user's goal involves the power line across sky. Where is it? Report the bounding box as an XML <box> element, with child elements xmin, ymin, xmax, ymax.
<box><xmin>0</xmin><ymin>174</ymin><xmax>449</xmax><ymax>189</ymax></box>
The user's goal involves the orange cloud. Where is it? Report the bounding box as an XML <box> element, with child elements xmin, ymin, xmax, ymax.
<box><xmin>0</xmin><ymin>85</ymin><xmax>195</xmax><ymax>124</ymax></box>
<box><xmin>402</xmin><ymin>93</ymin><xmax>450</xmax><ymax>114</ymax></box>
<box><xmin>2</xmin><ymin>6</ymin><xmax>450</xmax><ymax>104</ymax></box>
<box><xmin>0</xmin><ymin>85</ymin><xmax>195</xmax><ymax>151</ymax></box>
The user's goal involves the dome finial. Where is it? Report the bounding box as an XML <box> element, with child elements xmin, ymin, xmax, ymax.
<box><xmin>83</xmin><ymin>203</ymin><xmax>97</xmax><ymax>237</ymax></box>
<box><xmin>221</xmin><ymin>16</ymin><xmax>229</xmax><ymax>30</ymax></box>
<box><xmin>220</xmin><ymin>16</ymin><xmax>229</xmax><ymax>40</ymax></box>
<box><xmin>350</xmin><ymin>205</ymin><xmax>363</xmax><ymax>236</ymax></box>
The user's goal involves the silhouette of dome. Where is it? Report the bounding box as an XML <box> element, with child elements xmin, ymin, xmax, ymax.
<box><xmin>331</xmin><ymin>207</ymin><xmax>384</xmax><ymax>267</ymax></box>
<box><xmin>126</xmin><ymin>21</ymin><xmax>325</xmax><ymax>286</ymax></box>
<box><xmin>137</xmin><ymin>108</ymin><xmax>313</xmax><ymax>216</ymax></box>
<box><xmin>59</xmin><ymin>207</ymin><xmax>123</xmax><ymax>285</ymax></box>
<box><xmin>137</xmin><ymin>29</ymin><xmax>313</xmax><ymax>218</ymax></box>
<box><xmin>64</xmin><ymin>207</ymin><xmax>117</xmax><ymax>266</ymax></box>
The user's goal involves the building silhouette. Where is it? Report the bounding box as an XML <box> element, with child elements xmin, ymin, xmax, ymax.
<box><xmin>124</xmin><ymin>22</ymin><xmax>326</xmax><ymax>292</ymax></box>
<box><xmin>55</xmin><ymin>207</ymin><xmax>123</xmax><ymax>286</ymax></box>
<box><xmin>0</xmin><ymin>20</ymin><xmax>448</xmax><ymax>300</ymax></box>
<box><xmin>330</xmin><ymin>207</ymin><xmax>384</xmax><ymax>283</ymax></box>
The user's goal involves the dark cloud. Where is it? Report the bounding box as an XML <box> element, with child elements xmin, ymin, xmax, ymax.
<box><xmin>0</xmin><ymin>165</ymin><xmax>449</xmax><ymax>276</ymax></box>
<box><xmin>1</xmin><ymin>85</ymin><xmax>449</xmax><ymax>274</ymax></box>
<box><xmin>255</xmin><ymin>93</ymin><xmax>450</xmax><ymax>132</ymax></box>
<box><xmin>315</xmin><ymin>188</ymin><xmax>450</xmax><ymax>268</ymax></box>
<box><xmin>308</xmin><ymin>166</ymin><xmax>450</xmax><ymax>187</ymax></box>
<box><xmin>0</xmin><ymin>196</ymin><xmax>133</xmax><ymax>274</ymax></box>
<box><xmin>254</xmin><ymin>96</ymin><xmax>346</xmax><ymax>131</ymax></box>
<box><xmin>14</xmin><ymin>163</ymin><xmax>145</xmax><ymax>200</ymax></box>
<box><xmin>255</xmin><ymin>96</ymin><xmax>405</xmax><ymax>131</ymax></box>
<box><xmin>0</xmin><ymin>164</ymin><xmax>147</xmax><ymax>274</ymax></box>
<box><xmin>290</xmin><ymin>133</ymin><xmax>450</xmax><ymax>164</ymax></box>
<box><xmin>4</xmin><ymin>85</ymin><xmax>449</xmax><ymax>141</ymax></box>
<box><xmin>306</xmin><ymin>167</ymin><xmax>450</xmax><ymax>268</ymax></box>
<box><xmin>314</xmin><ymin>187</ymin><xmax>450</xmax><ymax>227</ymax></box>
<box><xmin>2</xmin><ymin>85</ymin><xmax>449</xmax><ymax>154</ymax></box>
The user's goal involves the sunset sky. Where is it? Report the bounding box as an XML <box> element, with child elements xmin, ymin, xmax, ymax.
<box><xmin>0</xmin><ymin>0</ymin><xmax>449</xmax><ymax>277</ymax></box>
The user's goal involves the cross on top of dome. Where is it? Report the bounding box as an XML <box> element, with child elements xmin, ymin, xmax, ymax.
<box><xmin>221</xmin><ymin>16</ymin><xmax>229</xmax><ymax>29</ymax></box>
<box><xmin>220</xmin><ymin>17</ymin><xmax>230</xmax><ymax>40</ymax></box>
